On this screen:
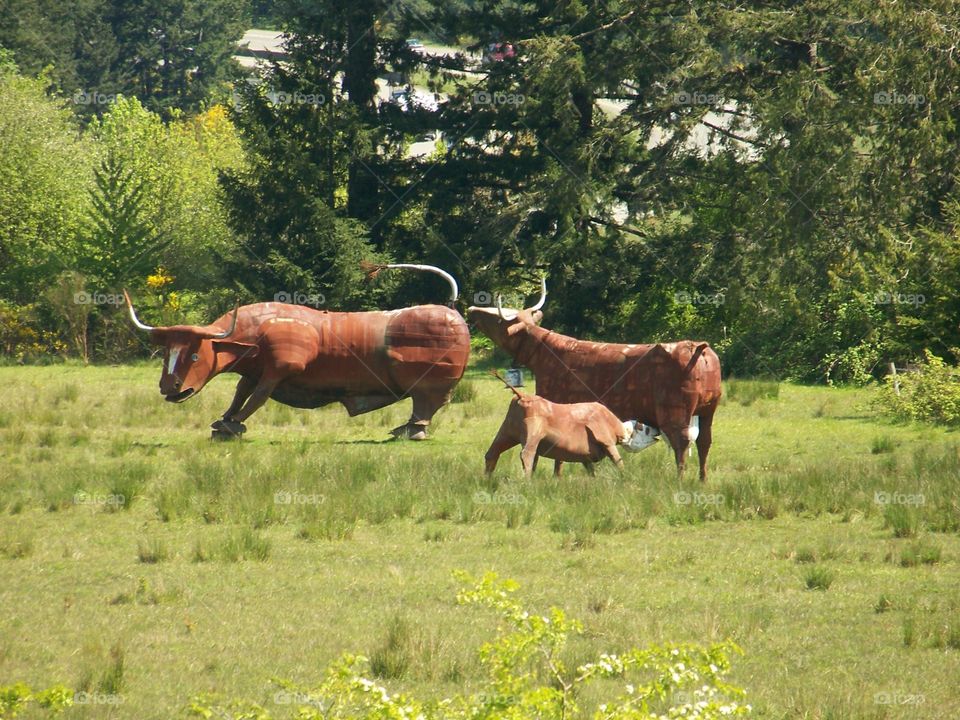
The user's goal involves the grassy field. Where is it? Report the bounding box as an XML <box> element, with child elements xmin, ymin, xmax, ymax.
<box><xmin>1</xmin><ymin>362</ymin><xmax>959</xmax><ymax>718</ymax></box>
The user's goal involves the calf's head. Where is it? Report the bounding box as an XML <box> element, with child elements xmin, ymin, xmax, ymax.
<box><xmin>467</xmin><ymin>277</ymin><xmax>546</xmax><ymax>353</ymax></box>
<box><xmin>124</xmin><ymin>291</ymin><xmax>257</xmax><ymax>402</ymax></box>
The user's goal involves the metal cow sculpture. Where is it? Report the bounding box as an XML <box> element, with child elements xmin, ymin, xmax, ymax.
<box><xmin>467</xmin><ymin>279</ymin><xmax>722</xmax><ymax>480</ymax></box>
<box><xmin>125</xmin><ymin>265</ymin><xmax>470</xmax><ymax>440</ymax></box>
<box><xmin>485</xmin><ymin>371</ymin><xmax>630</xmax><ymax>478</ymax></box>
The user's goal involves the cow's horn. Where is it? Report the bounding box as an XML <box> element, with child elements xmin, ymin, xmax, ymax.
<box><xmin>123</xmin><ymin>290</ymin><xmax>156</xmax><ymax>332</ymax></box>
<box><xmin>526</xmin><ymin>276</ymin><xmax>547</xmax><ymax>312</ymax></box>
<box><xmin>203</xmin><ymin>301</ymin><xmax>239</xmax><ymax>339</ymax></box>
<box><xmin>382</xmin><ymin>263</ymin><xmax>459</xmax><ymax>302</ymax></box>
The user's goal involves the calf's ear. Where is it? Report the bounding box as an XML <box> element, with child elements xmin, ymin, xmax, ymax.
<box><xmin>213</xmin><ymin>340</ymin><xmax>259</xmax><ymax>370</ymax></box>
<box><xmin>506</xmin><ymin>322</ymin><xmax>526</xmax><ymax>336</ymax></box>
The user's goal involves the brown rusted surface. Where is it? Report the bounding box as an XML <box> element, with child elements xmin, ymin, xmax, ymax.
<box><xmin>133</xmin><ymin>300</ymin><xmax>470</xmax><ymax>437</ymax></box>
<box><xmin>468</xmin><ymin>305</ymin><xmax>722</xmax><ymax>480</ymax></box>
<box><xmin>485</xmin><ymin>372</ymin><xmax>628</xmax><ymax>477</ymax></box>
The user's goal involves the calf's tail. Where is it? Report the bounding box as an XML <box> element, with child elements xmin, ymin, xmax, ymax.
<box><xmin>490</xmin><ymin>370</ymin><xmax>524</xmax><ymax>400</ymax></box>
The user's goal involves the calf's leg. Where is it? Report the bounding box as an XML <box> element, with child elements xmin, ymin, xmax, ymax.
<box><xmin>484</xmin><ymin>422</ymin><xmax>519</xmax><ymax>475</ymax></box>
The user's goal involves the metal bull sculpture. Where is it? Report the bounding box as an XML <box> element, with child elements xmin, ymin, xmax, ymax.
<box><xmin>468</xmin><ymin>279</ymin><xmax>723</xmax><ymax>480</ymax></box>
<box><xmin>125</xmin><ymin>265</ymin><xmax>470</xmax><ymax>440</ymax></box>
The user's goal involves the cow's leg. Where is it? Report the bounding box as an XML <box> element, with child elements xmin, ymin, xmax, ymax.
<box><xmin>582</xmin><ymin>461</ymin><xmax>596</xmax><ymax>476</ymax></box>
<box><xmin>695</xmin><ymin>403</ymin><xmax>718</xmax><ymax>483</ymax></box>
<box><xmin>553</xmin><ymin>460</ymin><xmax>563</xmax><ymax>477</ymax></box>
<box><xmin>484</xmin><ymin>423</ymin><xmax>518</xmax><ymax>475</ymax></box>
<box><xmin>663</xmin><ymin>426</ymin><xmax>691</xmax><ymax>479</ymax></box>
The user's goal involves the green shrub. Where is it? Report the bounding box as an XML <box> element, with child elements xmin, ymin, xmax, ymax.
<box><xmin>0</xmin><ymin>683</ymin><xmax>72</xmax><ymax>717</ymax></box>
<box><xmin>876</xmin><ymin>351</ymin><xmax>960</xmax><ymax>425</ymax></box>
<box><xmin>188</xmin><ymin>572</ymin><xmax>750</xmax><ymax>720</ymax></box>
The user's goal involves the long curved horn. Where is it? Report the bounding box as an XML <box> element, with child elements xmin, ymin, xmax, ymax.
<box><xmin>526</xmin><ymin>276</ymin><xmax>547</xmax><ymax>312</ymax></box>
<box><xmin>379</xmin><ymin>263</ymin><xmax>459</xmax><ymax>302</ymax></box>
<box><xmin>496</xmin><ymin>293</ymin><xmax>518</xmax><ymax>321</ymax></box>
<box><xmin>200</xmin><ymin>301</ymin><xmax>239</xmax><ymax>339</ymax></box>
<box><xmin>123</xmin><ymin>289</ymin><xmax>156</xmax><ymax>332</ymax></box>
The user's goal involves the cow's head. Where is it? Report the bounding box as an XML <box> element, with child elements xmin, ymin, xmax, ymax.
<box><xmin>124</xmin><ymin>291</ymin><xmax>258</xmax><ymax>402</ymax></box>
<box><xmin>467</xmin><ymin>277</ymin><xmax>546</xmax><ymax>352</ymax></box>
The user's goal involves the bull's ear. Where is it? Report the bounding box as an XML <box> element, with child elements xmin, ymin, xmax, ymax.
<box><xmin>213</xmin><ymin>340</ymin><xmax>259</xmax><ymax>369</ymax></box>
<box><xmin>506</xmin><ymin>321</ymin><xmax>526</xmax><ymax>336</ymax></box>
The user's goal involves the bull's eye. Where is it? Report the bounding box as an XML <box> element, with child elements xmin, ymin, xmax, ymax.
<box><xmin>191</xmin><ymin>353</ymin><xmax>199</xmax><ymax>362</ymax></box>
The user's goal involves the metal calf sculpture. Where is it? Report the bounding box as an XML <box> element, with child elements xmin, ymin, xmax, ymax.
<box><xmin>468</xmin><ymin>280</ymin><xmax>722</xmax><ymax>481</ymax></box>
<box><xmin>485</xmin><ymin>371</ymin><xmax>630</xmax><ymax>477</ymax></box>
<box><xmin>125</xmin><ymin>265</ymin><xmax>470</xmax><ymax>440</ymax></box>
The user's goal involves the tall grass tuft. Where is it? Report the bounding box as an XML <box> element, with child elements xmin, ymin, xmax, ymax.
<box><xmin>804</xmin><ymin>565</ymin><xmax>834</xmax><ymax>590</ymax></box>
<box><xmin>98</xmin><ymin>642</ymin><xmax>125</xmax><ymax>695</ymax></box>
<box><xmin>724</xmin><ymin>378</ymin><xmax>780</xmax><ymax>406</ymax></box>
<box><xmin>137</xmin><ymin>537</ymin><xmax>169</xmax><ymax>564</ymax></box>
<box><xmin>369</xmin><ymin>614</ymin><xmax>413</xmax><ymax>679</ymax></box>
<box><xmin>883</xmin><ymin>504</ymin><xmax>920</xmax><ymax>538</ymax></box>
<box><xmin>218</xmin><ymin>528</ymin><xmax>271</xmax><ymax>562</ymax></box>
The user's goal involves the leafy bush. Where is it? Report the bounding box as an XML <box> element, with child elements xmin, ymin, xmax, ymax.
<box><xmin>876</xmin><ymin>351</ymin><xmax>960</xmax><ymax>425</ymax></box>
<box><xmin>0</xmin><ymin>683</ymin><xmax>72</xmax><ymax>717</ymax></box>
<box><xmin>188</xmin><ymin>572</ymin><xmax>750</xmax><ymax>719</ymax></box>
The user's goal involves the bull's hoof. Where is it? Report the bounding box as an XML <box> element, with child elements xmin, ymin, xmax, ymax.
<box><xmin>389</xmin><ymin>423</ymin><xmax>429</xmax><ymax>441</ymax></box>
<box><xmin>210</xmin><ymin>419</ymin><xmax>246</xmax><ymax>440</ymax></box>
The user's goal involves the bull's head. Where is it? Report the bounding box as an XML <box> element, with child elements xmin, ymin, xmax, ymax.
<box><xmin>124</xmin><ymin>291</ymin><xmax>257</xmax><ymax>402</ymax></box>
<box><xmin>466</xmin><ymin>277</ymin><xmax>546</xmax><ymax>353</ymax></box>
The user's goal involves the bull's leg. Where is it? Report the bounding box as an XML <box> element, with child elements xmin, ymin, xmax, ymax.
<box><xmin>484</xmin><ymin>424</ymin><xmax>519</xmax><ymax>475</ymax></box>
<box><xmin>695</xmin><ymin>403</ymin><xmax>718</xmax><ymax>483</ymax></box>
<box><xmin>398</xmin><ymin>389</ymin><xmax>451</xmax><ymax>440</ymax></box>
<box><xmin>553</xmin><ymin>460</ymin><xmax>563</xmax><ymax>477</ymax></box>
<box><xmin>222</xmin><ymin>375</ymin><xmax>257</xmax><ymax>420</ymax></box>
<box><xmin>582</xmin><ymin>461</ymin><xmax>596</xmax><ymax>476</ymax></box>
<box><xmin>229</xmin><ymin>375</ymin><xmax>285</xmax><ymax>424</ymax></box>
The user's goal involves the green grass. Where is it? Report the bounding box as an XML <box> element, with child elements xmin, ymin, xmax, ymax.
<box><xmin>0</xmin><ymin>364</ymin><xmax>959</xmax><ymax>718</ymax></box>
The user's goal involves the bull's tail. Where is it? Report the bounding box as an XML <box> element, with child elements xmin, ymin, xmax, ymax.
<box><xmin>490</xmin><ymin>370</ymin><xmax>524</xmax><ymax>400</ymax></box>
<box><xmin>361</xmin><ymin>261</ymin><xmax>459</xmax><ymax>305</ymax></box>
